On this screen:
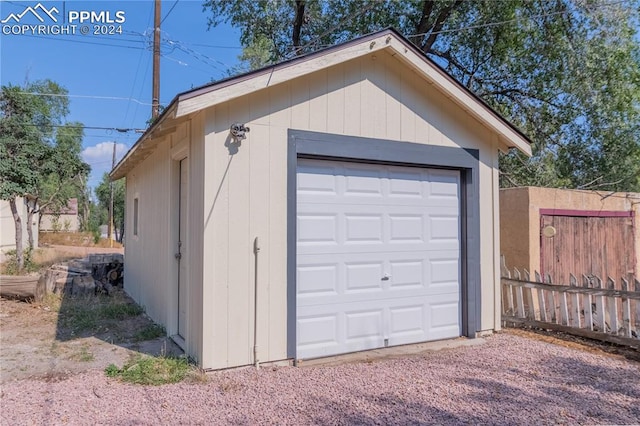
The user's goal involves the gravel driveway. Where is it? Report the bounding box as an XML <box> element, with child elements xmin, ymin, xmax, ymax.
<box><xmin>1</xmin><ymin>331</ymin><xmax>638</xmax><ymax>425</ymax></box>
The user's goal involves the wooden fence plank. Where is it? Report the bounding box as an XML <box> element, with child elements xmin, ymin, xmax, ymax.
<box><xmin>635</xmin><ymin>279</ymin><xmax>640</xmax><ymax>336</ymax></box>
<box><xmin>538</xmin><ymin>286</ymin><xmax>548</xmax><ymax>322</ymax></box>
<box><xmin>570</xmin><ymin>274</ymin><xmax>581</xmax><ymax>328</ymax></box>
<box><xmin>621</xmin><ymin>278</ymin><xmax>632</xmax><ymax>338</ymax></box>
<box><xmin>582</xmin><ymin>275</ymin><xmax>593</xmax><ymax>331</ymax></box>
<box><xmin>547</xmin><ymin>289</ymin><xmax>557</xmax><ymax>324</ymax></box>
<box><xmin>513</xmin><ymin>268</ymin><xmax>525</xmax><ymax>318</ymax></box>
<box><xmin>607</xmin><ymin>278</ymin><xmax>619</xmax><ymax>335</ymax></box>
<box><xmin>560</xmin><ymin>291</ymin><xmax>569</xmax><ymax>326</ymax></box>
<box><xmin>594</xmin><ymin>277</ymin><xmax>607</xmax><ymax>332</ymax></box>
<box><xmin>501</xmin><ymin>256</ymin><xmax>514</xmax><ymax>316</ymax></box>
<box><xmin>501</xmin><ymin>270</ymin><xmax>640</xmax><ymax>347</ymax></box>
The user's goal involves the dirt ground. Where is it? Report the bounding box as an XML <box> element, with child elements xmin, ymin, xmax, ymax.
<box><xmin>505</xmin><ymin>327</ymin><xmax>640</xmax><ymax>363</ymax></box>
<box><xmin>0</xmin><ymin>291</ymin><xmax>182</xmax><ymax>383</ymax></box>
<box><xmin>2</xmin><ymin>285</ymin><xmax>638</xmax><ymax>384</ymax></box>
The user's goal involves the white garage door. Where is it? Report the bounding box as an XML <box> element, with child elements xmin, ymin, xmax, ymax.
<box><xmin>296</xmin><ymin>159</ymin><xmax>461</xmax><ymax>359</ymax></box>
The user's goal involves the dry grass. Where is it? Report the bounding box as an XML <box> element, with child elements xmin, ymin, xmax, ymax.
<box><xmin>0</xmin><ymin>247</ymin><xmax>78</xmax><ymax>274</ymax></box>
<box><xmin>31</xmin><ymin>248</ymin><xmax>79</xmax><ymax>268</ymax></box>
<box><xmin>40</xmin><ymin>232</ymin><xmax>123</xmax><ymax>248</ymax></box>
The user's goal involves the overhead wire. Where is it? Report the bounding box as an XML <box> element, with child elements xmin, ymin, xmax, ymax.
<box><xmin>0</xmin><ymin>123</ymin><xmax>142</xmax><ymax>132</ymax></box>
<box><xmin>160</xmin><ymin>0</ymin><xmax>179</xmax><ymax>26</ymax></box>
<box><xmin>16</xmin><ymin>91</ymin><xmax>162</xmax><ymax>106</ymax></box>
<box><xmin>123</xmin><ymin>7</ymin><xmax>155</xmax><ymax>129</ymax></box>
<box><xmin>9</xmin><ymin>34</ymin><xmax>146</xmax><ymax>50</ymax></box>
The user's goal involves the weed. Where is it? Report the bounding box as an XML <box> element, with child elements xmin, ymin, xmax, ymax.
<box><xmin>100</xmin><ymin>303</ymin><xmax>144</xmax><ymax>320</ymax></box>
<box><xmin>44</xmin><ymin>293</ymin><xmax>62</xmax><ymax>311</ymax></box>
<box><xmin>134</xmin><ymin>324</ymin><xmax>166</xmax><ymax>342</ymax></box>
<box><xmin>104</xmin><ymin>355</ymin><xmax>191</xmax><ymax>385</ymax></box>
<box><xmin>58</xmin><ymin>293</ymin><xmax>144</xmax><ymax>335</ymax></box>
<box><xmin>49</xmin><ymin>342</ymin><xmax>61</xmax><ymax>357</ymax></box>
<box><xmin>1</xmin><ymin>248</ymin><xmax>38</xmax><ymax>275</ymax></box>
<box><xmin>70</xmin><ymin>345</ymin><xmax>94</xmax><ymax>362</ymax></box>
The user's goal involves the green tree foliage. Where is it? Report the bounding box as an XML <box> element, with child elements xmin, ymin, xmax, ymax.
<box><xmin>95</xmin><ymin>173</ymin><xmax>125</xmax><ymax>243</ymax></box>
<box><xmin>33</xmin><ymin>122</ymin><xmax>90</xmax><ymax>241</ymax></box>
<box><xmin>204</xmin><ymin>0</ymin><xmax>640</xmax><ymax>191</ymax></box>
<box><xmin>0</xmin><ymin>80</ymin><xmax>89</xmax><ymax>271</ymax></box>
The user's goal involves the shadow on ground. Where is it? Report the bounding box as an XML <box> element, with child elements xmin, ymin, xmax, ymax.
<box><xmin>0</xmin><ymin>253</ymin><xmax>182</xmax><ymax>382</ymax></box>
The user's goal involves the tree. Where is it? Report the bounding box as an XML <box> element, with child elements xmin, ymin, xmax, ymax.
<box><xmin>95</xmin><ymin>173</ymin><xmax>125</xmax><ymax>243</ymax></box>
<box><xmin>30</xmin><ymin>122</ymin><xmax>90</xmax><ymax>245</ymax></box>
<box><xmin>204</xmin><ymin>0</ymin><xmax>640</xmax><ymax>191</ymax></box>
<box><xmin>0</xmin><ymin>80</ymin><xmax>75</xmax><ymax>271</ymax></box>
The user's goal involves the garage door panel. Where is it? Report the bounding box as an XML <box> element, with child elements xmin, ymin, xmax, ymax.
<box><xmin>297</xmin><ymin>263</ymin><xmax>339</xmax><ymax>297</ymax></box>
<box><xmin>389</xmin><ymin>214</ymin><xmax>425</xmax><ymax>242</ymax></box>
<box><xmin>297</xmin><ymin>159</ymin><xmax>461</xmax><ymax>359</ymax></box>
<box><xmin>345</xmin><ymin>309</ymin><xmax>384</xmax><ymax>341</ymax></box>
<box><xmin>297</xmin><ymin>213</ymin><xmax>338</xmax><ymax>246</ymax></box>
<box><xmin>344</xmin><ymin>261</ymin><xmax>385</xmax><ymax>292</ymax></box>
<box><xmin>389</xmin><ymin>260</ymin><xmax>424</xmax><ymax>289</ymax></box>
<box><xmin>345</xmin><ymin>214</ymin><xmax>384</xmax><ymax>243</ymax></box>
<box><xmin>296</xmin><ymin>314</ymin><xmax>341</xmax><ymax>358</ymax></box>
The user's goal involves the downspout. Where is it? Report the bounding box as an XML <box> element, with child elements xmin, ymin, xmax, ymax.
<box><xmin>253</xmin><ymin>237</ymin><xmax>260</xmax><ymax>369</ymax></box>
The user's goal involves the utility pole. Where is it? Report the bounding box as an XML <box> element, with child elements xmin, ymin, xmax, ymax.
<box><xmin>152</xmin><ymin>0</ymin><xmax>161</xmax><ymax>119</ymax></box>
<box><xmin>108</xmin><ymin>142</ymin><xmax>116</xmax><ymax>248</ymax></box>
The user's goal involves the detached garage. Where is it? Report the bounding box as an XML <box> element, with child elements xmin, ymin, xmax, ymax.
<box><xmin>111</xmin><ymin>28</ymin><xmax>531</xmax><ymax>370</ymax></box>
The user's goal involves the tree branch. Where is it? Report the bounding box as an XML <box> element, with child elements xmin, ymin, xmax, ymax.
<box><xmin>411</xmin><ymin>0</ymin><xmax>435</xmax><ymax>47</ymax></box>
<box><xmin>422</xmin><ymin>0</ymin><xmax>463</xmax><ymax>53</ymax></box>
<box><xmin>292</xmin><ymin>1</ymin><xmax>306</xmax><ymax>52</ymax></box>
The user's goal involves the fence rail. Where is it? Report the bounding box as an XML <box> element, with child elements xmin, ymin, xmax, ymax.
<box><xmin>501</xmin><ymin>265</ymin><xmax>640</xmax><ymax>348</ymax></box>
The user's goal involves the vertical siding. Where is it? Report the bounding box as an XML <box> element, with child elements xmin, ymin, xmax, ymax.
<box><xmin>124</xmin><ymin>118</ymin><xmax>205</xmax><ymax>364</ymax></box>
<box><xmin>200</xmin><ymin>50</ymin><xmax>502</xmax><ymax>369</ymax></box>
<box><xmin>124</xmin><ymin>137</ymin><xmax>173</xmax><ymax>327</ymax></box>
<box><xmin>189</xmin><ymin>113</ymin><xmax>205</xmax><ymax>363</ymax></box>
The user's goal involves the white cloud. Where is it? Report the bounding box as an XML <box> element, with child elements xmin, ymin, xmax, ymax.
<box><xmin>81</xmin><ymin>141</ymin><xmax>128</xmax><ymax>163</ymax></box>
<box><xmin>81</xmin><ymin>141</ymin><xmax>129</xmax><ymax>191</ymax></box>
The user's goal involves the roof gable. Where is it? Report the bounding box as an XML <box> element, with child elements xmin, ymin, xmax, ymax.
<box><xmin>111</xmin><ymin>29</ymin><xmax>531</xmax><ymax>180</ymax></box>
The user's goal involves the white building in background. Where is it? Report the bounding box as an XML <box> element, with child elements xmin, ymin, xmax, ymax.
<box><xmin>0</xmin><ymin>197</ymin><xmax>38</xmax><ymax>260</ymax></box>
<box><xmin>39</xmin><ymin>198</ymin><xmax>80</xmax><ymax>233</ymax></box>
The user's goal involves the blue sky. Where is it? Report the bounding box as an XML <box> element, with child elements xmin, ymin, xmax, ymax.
<box><xmin>0</xmin><ymin>0</ymin><xmax>242</xmax><ymax>192</ymax></box>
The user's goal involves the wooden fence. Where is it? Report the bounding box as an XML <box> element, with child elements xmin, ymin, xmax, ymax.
<box><xmin>501</xmin><ymin>265</ymin><xmax>640</xmax><ymax>347</ymax></box>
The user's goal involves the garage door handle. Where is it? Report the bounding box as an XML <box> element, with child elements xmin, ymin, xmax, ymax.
<box><xmin>382</xmin><ymin>273</ymin><xmax>391</xmax><ymax>281</ymax></box>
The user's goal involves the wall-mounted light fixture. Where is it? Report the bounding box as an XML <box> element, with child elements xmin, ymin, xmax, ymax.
<box><xmin>230</xmin><ymin>122</ymin><xmax>250</xmax><ymax>142</ymax></box>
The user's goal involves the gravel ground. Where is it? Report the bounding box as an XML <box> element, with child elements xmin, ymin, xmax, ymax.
<box><xmin>1</xmin><ymin>332</ymin><xmax>639</xmax><ymax>425</ymax></box>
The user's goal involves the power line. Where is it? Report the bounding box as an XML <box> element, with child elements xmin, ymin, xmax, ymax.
<box><xmin>2</xmin><ymin>123</ymin><xmax>143</xmax><ymax>132</ymax></box>
<box><xmin>16</xmin><ymin>91</ymin><xmax>167</xmax><ymax>106</ymax></box>
<box><xmin>160</xmin><ymin>0</ymin><xmax>179</xmax><ymax>26</ymax></box>
<box><xmin>9</xmin><ymin>34</ymin><xmax>146</xmax><ymax>50</ymax></box>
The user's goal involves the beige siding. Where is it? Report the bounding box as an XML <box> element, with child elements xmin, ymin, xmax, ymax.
<box><xmin>201</xmin><ymin>50</ymin><xmax>501</xmax><ymax>369</ymax></box>
<box><xmin>124</xmin><ymin>118</ymin><xmax>205</xmax><ymax>362</ymax></box>
<box><xmin>188</xmin><ymin>113</ymin><xmax>205</xmax><ymax>363</ymax></box>
<box><xmin>124</xmin><ymin>137</ymin><xmax>173</xmax><ymax>328</ymax></box>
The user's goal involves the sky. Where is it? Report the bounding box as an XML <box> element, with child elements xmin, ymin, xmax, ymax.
<box><xmin>0</xmin><ymin>0</ymin><xmax>243</xmax><ymax>193</ymax></box>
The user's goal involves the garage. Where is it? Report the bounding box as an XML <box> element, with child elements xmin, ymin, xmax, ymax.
<box><xmin>296</xmin><ymin>158</ymin><xmax>461</xmax><ymax>359</ymax></box>
<box><xmin>113</xmin><ymin>28</ymin><xmax>533</xmax><ymax>370</ymax></box>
